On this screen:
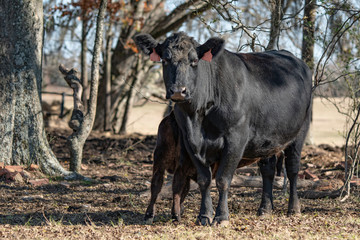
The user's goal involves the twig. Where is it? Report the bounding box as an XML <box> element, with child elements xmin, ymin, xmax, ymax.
<box><xmin>340</xmin><ymin>104</ymin><xmax>360</xmax><ymax>199</ymax></box>
<box><xmin>122</xmin><ymin>138</ymin><xmax>145</xmax><ymax>153</ymax></box>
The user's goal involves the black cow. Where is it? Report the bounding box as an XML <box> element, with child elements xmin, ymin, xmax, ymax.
<box><xmin>135</xmin><ymin>32</ymin><xmax>312</xmax><ymax>226</ymax></box>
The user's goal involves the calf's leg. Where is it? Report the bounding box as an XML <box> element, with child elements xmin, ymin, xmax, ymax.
<box><xmin>180</xmin><ymin>176</ymin><xmax>191</xmax><ymax>215</ymax></box>
<box><xmin>144</xmin><ymin>164</ymin><xmax>165</xmax><ymax>224</ymax></box>
<box><xmin>171</xmin><ymin>167</ymin><xmax>191</xmax><ymax>222</ymax></box>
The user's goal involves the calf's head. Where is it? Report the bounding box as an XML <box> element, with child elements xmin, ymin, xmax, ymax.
<box><xmin>134</xmin><ymin>32</ymin><xmax>224</xmax><ymax>102</ymax></box>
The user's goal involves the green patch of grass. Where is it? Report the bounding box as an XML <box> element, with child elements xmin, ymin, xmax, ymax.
<box><xmin>49</xmin><ymin>176</ymin><xmax>64</xmax><ymax>182</ymax></box>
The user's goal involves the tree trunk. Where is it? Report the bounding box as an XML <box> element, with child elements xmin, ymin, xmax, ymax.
<box><xmin>0</xmin><ymin>0</ymin><xmax>69</xmax><ymax>175</ymax></box>
<box><xmin>266</xmin><ymin>0</ymin><xmax>283</xmax><ymax>50</ymax></box>
<box><xmin>119</xmin><ymin>72</ymin><xmax>137</xmax><ymax>134</ymax></box>
<box><xmin>302</xmin><ymin>0</ymin><xmax>316</xmax><ymax>145</ymax></box>
<box><xmin>81</xmin><ymin>16</ymin><xmax>89</xmax><ymax>112</ymax></box>
<box><xmin>104</xmin><ymin>21</ymin><xmax>113</xmax><ymax>132</ymax></box>
<box><xmin>302</xmin><ymin>0</ymin><xmax>316</xmax><ymax>70</ymax></box>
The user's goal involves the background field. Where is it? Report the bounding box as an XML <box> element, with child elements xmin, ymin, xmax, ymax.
<box><xmin>128</xmin><ymin>97</ymin><xmax>349</xmax><ymax>146</ymax></box>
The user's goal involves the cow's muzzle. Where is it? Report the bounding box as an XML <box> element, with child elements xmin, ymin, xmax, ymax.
<box><xmin>170</xmin><ymin>87</ymin><xmax>187</xmax><ymax>102</ymax></box>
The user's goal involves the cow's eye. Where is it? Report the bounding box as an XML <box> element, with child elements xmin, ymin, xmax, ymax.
<box><xmin>190</xmin><ymin>59</ymin><xmax>198</xmax><ymax>67</ymax></box>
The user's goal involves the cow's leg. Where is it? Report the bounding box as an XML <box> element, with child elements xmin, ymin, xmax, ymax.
<box><xmin>276</xmin><ymin>152</ymin><xmax>284</xmax><ymax>177</ymax></box>
<box><xmin>213</xmin><ymin>136</ymin><xmax>247</xmax><ymax>226</ymax></box>
<box><xmin>284</xmin><ymin>116</ymin><xmax>310</xmax><ymax>215</ymax></box>
<box><xmin>195</xmin><ymin>165</ymin><xmax>213</xmax><ymax>226</ymax></box>
<box><xmin>144</xmin><ymin>165</ymin><xmax>165</xmax><ymax>224</ymax></box>
<box><xmin>284</xmin><ymin>142</ymin><xmax>302</xmax><ymax>215</ymax></box>
<box><xmin>257</xmin><ymin>155</ymin><xmax>277</xmax><ymax>216</ymax></box>
<box><xmin>178</xmin><ymin>123</ymin><xmax>213</xmax><ymax>225</ymax></box>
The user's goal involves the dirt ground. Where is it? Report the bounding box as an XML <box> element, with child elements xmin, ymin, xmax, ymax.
<box><xmin>1</xmin><ymin>93</ymin><xmax>359</xmax><ymax>239</ymax></box>
<box><xmin>0</xmin><ymin>126</ymin><xmax>359</xmax><ymax>239</ymax></box>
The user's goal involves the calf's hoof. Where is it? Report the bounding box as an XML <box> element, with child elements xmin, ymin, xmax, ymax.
<box><xmin>180</xmin><ymin>205</ymin><xmax>185</xmax><ymax>215</ymax></box>
<box><xmin>171</xmin><ymin>214</ymin><xmax>181</xmax><ymax>222</ymax></box>
<box><xmin>195</xmin><ymin>215</ymin><xmax>212</xmax><ymax>226</ymax></box>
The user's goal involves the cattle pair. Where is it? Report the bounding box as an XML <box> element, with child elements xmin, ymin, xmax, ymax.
<box><xmin>144</xmin><ymin>111</ymin><xmax>285</xmax><ymax>225</ymax></box>
<box><xmin>134</xmin><ymin>32</ymin><xmax>312</xmax><ymax>226</ymax></box>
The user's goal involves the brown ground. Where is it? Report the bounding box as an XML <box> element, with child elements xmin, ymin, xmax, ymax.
<box><xmin>0</xmin><ymin>127</ymin><xmax>359</xmax><ymax>239</ymax></box>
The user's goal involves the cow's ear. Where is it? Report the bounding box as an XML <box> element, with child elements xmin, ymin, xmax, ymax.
<box><xmin>197</xmin><ymin>37</ymin><xmax>225</xmax><ymax>62</ymax></box>
<box><xmin>133</xmin><ymin>34</ymin><xmax>162</xmax><ymax>61</ymax></box>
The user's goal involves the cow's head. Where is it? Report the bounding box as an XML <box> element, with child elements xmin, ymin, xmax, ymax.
<box><xmin>134</xmin><ymin>32</ymin><xmax>224</xmax><ymax>102</ymax></box>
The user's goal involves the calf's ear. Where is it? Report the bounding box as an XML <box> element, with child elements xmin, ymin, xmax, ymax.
<box><xmin>197</xmin><ymin>37</ymin><xmax>225</xmax><ymax>62</ymax></box>
<box><xmin>133</xmin><ymin>34</ymin><xmax>161</xmax><ymax>61</ymax></box>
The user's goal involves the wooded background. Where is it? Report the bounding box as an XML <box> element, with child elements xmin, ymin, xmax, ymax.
<box><xmin>43</xmin><ymin>0</ymin><xmax>360</xmax><ymax>132</ymax></box>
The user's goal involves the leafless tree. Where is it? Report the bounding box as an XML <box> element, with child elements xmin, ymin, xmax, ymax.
<box><xmin>59</xmin><ymin>0</ymin><xmax>108</xmax><ymax>173</ymax></box>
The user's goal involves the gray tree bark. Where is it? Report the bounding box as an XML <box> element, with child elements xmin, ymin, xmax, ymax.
<box><xmin>0</xmin><ymin>0</ymin><xmax>69</xmax><ymax>175</ymax></box>
<box><xmin>104</xmin><ymin>21</ymin><xmax>113</xmax><ymax>132</ymax></box>
<box><xmin>81</xmin><ymin>14</ymin><xmax>89</xmax><ymax>112</ymax></box>
<box><xmin>302</xmin><ymin>0</ymin><xmax>316</xmax><ymax>145</ymax></box>
<box><xmin>266</xmin><ymin>0</ymin><xmax>283</xmax><ymax>50</ymax></box>
<box><xmin>302</xmin><ymin>0</ymin><xmax>316</xmax><ymax>70</ymax></box>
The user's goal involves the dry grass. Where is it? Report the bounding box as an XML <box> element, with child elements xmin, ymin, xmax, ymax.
<box><xmin>0</xmin><ymin>130</ymin><xmax>359</xmax><ymax>239</ymax></box>
<box><xmin>312</xmin><ymin>98</ymin><xmax>349</xmax><ymax>146</ymax></box>
<box><xmin>3</xmin><ymin>96</ymin><xmax>356</xmax><ymax>239</ymax></box>
<box><xmin>0</xmin><ymin>196</ymin><xmax>359</xmax><ymax>240</ymax></box>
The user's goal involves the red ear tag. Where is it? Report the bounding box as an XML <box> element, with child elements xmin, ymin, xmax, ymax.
<box><xmin>150</xmin><ymin>48</ymin><xmax>161</xmax><ymax>62</ymax></box>
<box><xmin>201</xmin><ymin>50</ymin><xmax>213</xmax><ymax>62</ymax></box>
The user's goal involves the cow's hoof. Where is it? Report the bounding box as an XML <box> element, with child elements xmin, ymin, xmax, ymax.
<box><xmin>287</xmin><ymin>202</ymin><xmax>301</xmax><ymax>216</ymax></box>
<box><xmin>287</xmin><ymin>208</ymin><xmax>301</xmax><ymax>216</ymax></box>
<box><xmin>144</xmin><ymin>217</ymin><xmax>154</xmax><ymax>225</ymax></box>
<box><xmin>196</xmin><ymin>215</ymin><xmax>212</xmax><ymax>226</ymax></box>
<box><xmin>144</xmin><ymin>212</ymin><xmax>155</xmax><ymax>225</ymax></box>
<box><xmin>257</xmin><ymin>208</ymin><xmax>272</xmax><ymax>217</ymax></box>
<box><xmin>212</xmin><ymin>218</ymin><xmax>230</xmax><ymax>227</ymax></box>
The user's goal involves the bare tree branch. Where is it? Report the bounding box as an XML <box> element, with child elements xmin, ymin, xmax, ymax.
<box><xmin>201</xmin><ymin>0</ymin><xmax>257</xmax><ymax>51</ymax></box>
<box><xmin>314</xmin><ymin>11</ymin><xmax>360</xmax><ymax>88</ymax></box>
<box><xmin>150</xmin><ymin>0</ymin><xmax>211</xmax><ymax>38</ymax></box>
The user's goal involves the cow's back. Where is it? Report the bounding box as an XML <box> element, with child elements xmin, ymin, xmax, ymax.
<box><xmin>208</xmin><ymin>50</ymin><xmax>312</xmax><ymax>159</ymax></box>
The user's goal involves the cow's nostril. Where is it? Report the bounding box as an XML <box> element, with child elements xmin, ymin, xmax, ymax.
<box><xmin>170</xmin><ymin>87</ymin><xmax>187</xmax><ymax>101</ymax></box>
<box><xmin>181</xmin><ymin>87</ymin><xmax>186</xmax><ymax>95</ymax></box>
